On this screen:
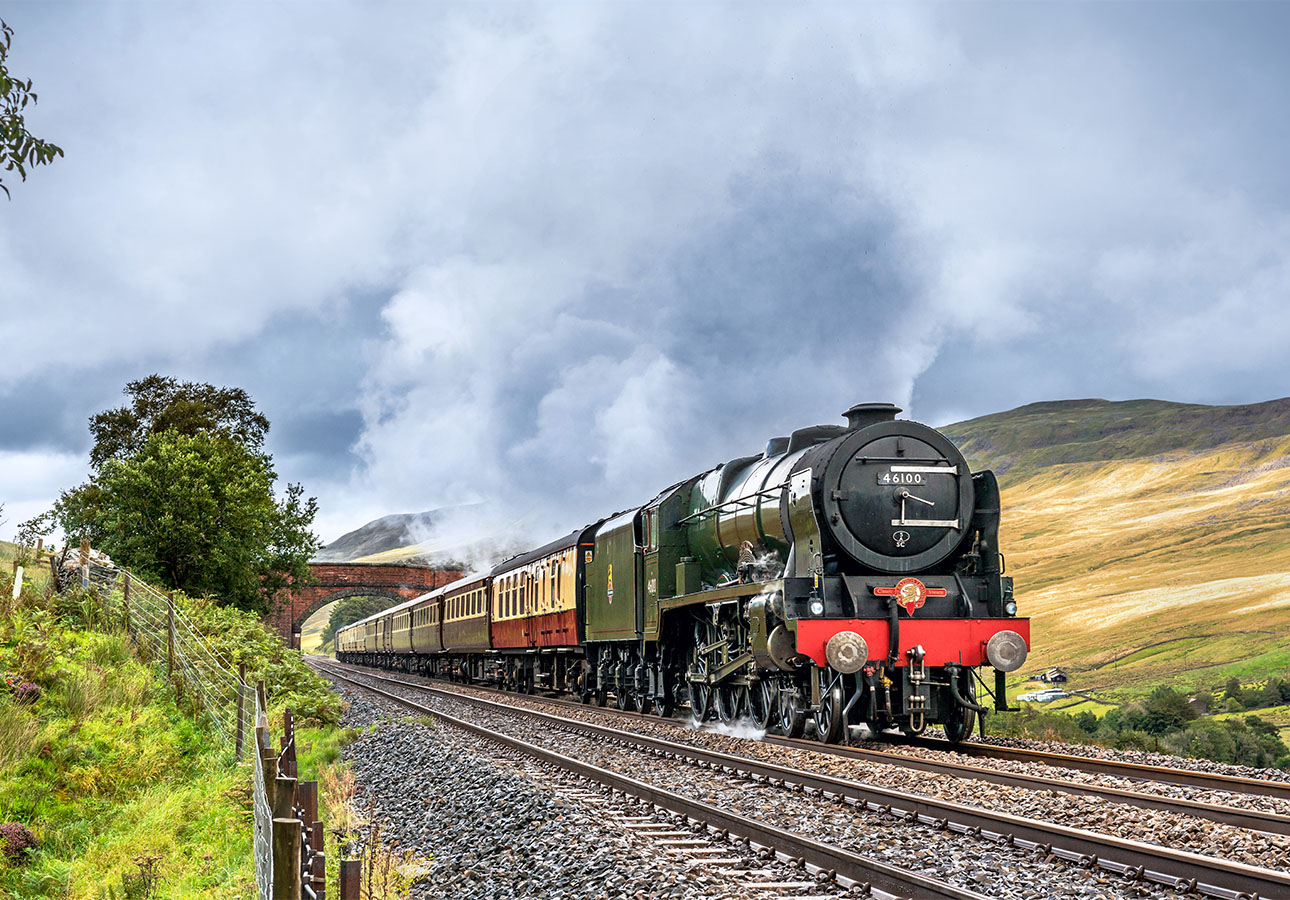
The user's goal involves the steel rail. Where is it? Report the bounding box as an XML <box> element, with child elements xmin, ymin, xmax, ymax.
<box><xmin>314</xmin><ymin>663</ymin><xmax>988</xmax><ymax>900</ymax></box>
<box><xmin>319</xmin><ymin>659</ymin><xmax>1290</xmax><ymax>837</ymax></box>
<box><xmin>318</xmin><ymin>661</ymin><xmax>1290</xmax><ymax>900</ymax></box>
<box><xmin>889</xmin><ymin>735</ymin><xmax>1290</xmax><ymax>802</ymax></box>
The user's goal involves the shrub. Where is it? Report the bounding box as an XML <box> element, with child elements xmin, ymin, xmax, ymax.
<box><xmin>1143</xmin><ymin>685</ymin><xmax>1197</xmax><ymax>734</ymax></box>
<box><xmin>0</xmin><ymin>822</ymin><xmax>39</xmax><ymax>860</ymax></box>
<box><xmin>1074</xmin><ymin>710</ymin><xmax>1099</xmax><ymax>734</ymax></box>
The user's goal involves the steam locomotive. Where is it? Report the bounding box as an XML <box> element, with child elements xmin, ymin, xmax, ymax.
<box><xmin>335</xmin><ymin>402</ymin><xmax>1029</xmax><ymax>742</ymax></box>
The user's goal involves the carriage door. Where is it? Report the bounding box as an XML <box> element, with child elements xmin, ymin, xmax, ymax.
<box><xmin>643</xmin><ymin>506</ymin><xmax>660</xmax><ymax>637</ymax></box>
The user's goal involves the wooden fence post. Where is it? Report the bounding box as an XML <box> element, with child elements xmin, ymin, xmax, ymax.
<box><xmin>122</xmin><ymin>572</ymin><xmax>132</xmax><ymax>635</ymax></box>
<box><xmin>260</xmin><ymin>747</ymin><xmax>278</xmax><ymax>810</ymax></box>
<box><xmin>79</xmin><ymin>538</ymin><xmax>90</xmax><ymax>590</ymax></box>
<box><xmin>167</xmin><ymin>592</ymin><xmax>176</xmax><ymax>682</ymax></box>
<box><xmin>235</xmin><ymin>663</ymin><xmax>246</xmax><ymax>763</ymax></box>
<box><xmin>273</xmin><ymin>775</ymin><xmax>298</xmax><ymax>821</ymax></box>
<box><xmin>271</xmin><ymin>818</ymin><xmax>302</xmax><ymax>900</ymax></box>
<box><xmin>282</xmin><ymin>709</ymin><xmax>296</xmax><ymax>778</ymax></box>
<box><xmin>339</xmin><ymin>859</ymin><xmax>361</xmax><ymax>900</ymax></box>
<box><xmin>257</xmin><ymin>680</ymin><xmax>269</xmax><ymax>725</ymax></box>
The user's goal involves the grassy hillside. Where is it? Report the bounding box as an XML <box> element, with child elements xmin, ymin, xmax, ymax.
<box><xmin>946</xmin><ymin>397</ymin><xmax>1290</xmax><ymax>483</ymax></box>
<box><xmin>0</xmin><ymin>541</ymin><xmax>346</xmax><ymax>899</ymax></box>
<box><xmin>944</xmin><ymin>399</ymin><xmax>1290</xmax><ymax>726</ymax></box>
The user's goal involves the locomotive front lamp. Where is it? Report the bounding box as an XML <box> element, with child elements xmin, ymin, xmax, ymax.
<box><xmin>825</xmin><ymin>631</ymin><xmax>868</xmax><ymax>674</ymax></box>
<box><xmin>1004</xmin><ymin>601</ymin><xmax>1017</xmax><ymax>616</ymax></box>
<box><xmin>808</xmin><ymin>598</ymin><xmax>825</xmax><ymax>617</ymax></box>
<box><xmin>985</xmin><ymin>630</ymin><xmax>1028</xmax><ymax>672</ymax></box>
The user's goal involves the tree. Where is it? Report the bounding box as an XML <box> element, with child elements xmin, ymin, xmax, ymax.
<box><xmin>90</xmin><ymin>430</ymin><xmax>319</xmax><ymax>612</ymax></box>
<box><xmin>1</xmin><ymin>19</ymin><xmax>63</xmax><ymax>199</ymax></box>
<box><xmin>88</xmin><ymin>374</ymin><xmax>270</xmax><ymax>471</ymax></box>
<box><xmin>39</xmin><ymin>378</ymin><xmax>320</xmax><ymax>614</ymax></box>
<box><xmin>1143</xmin><ymin>685</ymin><xmax>1197</xmax><ymax>734</ymax></box>
<box><xmin>320</xmin><ymin>595</ymin><xmax>398</xmax><ymax>648</ymax></box>
<box><xmin>1073</xmin><ymin>710</ymin><xmax>1098</xmax><ymax>735</ymax></box>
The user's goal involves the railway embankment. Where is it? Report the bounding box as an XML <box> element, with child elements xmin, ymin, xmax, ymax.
<box><xmin>0</xmin><ymin>542</ymin><xmax>345</xmax><ymax>900</ymax></box>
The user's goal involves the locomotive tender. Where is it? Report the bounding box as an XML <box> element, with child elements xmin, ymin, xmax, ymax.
<box><xmin>336</xmin><ymin>402</ymin><xmax>1029</xmax><ymax>742</ymax></box>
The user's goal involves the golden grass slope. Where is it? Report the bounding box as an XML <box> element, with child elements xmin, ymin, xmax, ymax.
<box><xmin>999</xmin><ymin>433</ymin><xmax>1290</xmax><ymax>697</ymax></box>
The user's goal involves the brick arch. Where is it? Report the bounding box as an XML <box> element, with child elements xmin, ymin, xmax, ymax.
<box><xmin>270</xmin><ymin>562</ymin><xmax>463</xmax><ymax>646</ymax></box>
<box><xmin>293</xmin><ymin>586</ymin><xmax>409</xmax><ymax>633</ymax></box>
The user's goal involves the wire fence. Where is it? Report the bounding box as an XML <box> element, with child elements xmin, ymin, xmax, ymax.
<box><xmin>50</xmin><ymin>545</ymin><xmax>252</xmax><ymax>751</ymax></box>
<box><xmin>48</xmin><ymin>544</ymin><xmax>344</xmax><ymax>900</ymax></box>
<box><xmin>253</xmin><ymin>687</ymin><xmax>275</xmax><ymax>900</ymax></box>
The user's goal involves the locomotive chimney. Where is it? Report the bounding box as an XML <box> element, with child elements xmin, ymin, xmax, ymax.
<box><xmin>843</xmin><ymin>402</ymin><xmax>901</xmax><ymax>430</ymax></box>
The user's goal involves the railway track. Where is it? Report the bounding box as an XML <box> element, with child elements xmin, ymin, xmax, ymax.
<box><xmin>317</xmin><ymin>658</ymin><xmax>1290</xmax><ymax>837</ymax></box>
<box><xmin>315</xmin><ymin>659</ymin><xmax>1290</xmax><ymax>900</ymax></box>
<box><xmin>314</xmin><ymin>661</ymin><xmax>990</xmax><ymax>900</ymax></box>
<box><xmin>888</xmin><ymin>735</ymin><xmax>1290</xmax><ymax>803</ymax></box>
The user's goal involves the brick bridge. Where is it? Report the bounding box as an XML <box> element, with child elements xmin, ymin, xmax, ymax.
<box><xmin>271</xmin><ymin>562</ymin><xmax>462</xmax><ymax>646</ymax></box>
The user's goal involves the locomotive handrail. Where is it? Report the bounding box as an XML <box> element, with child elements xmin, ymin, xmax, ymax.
<box><xmin>676</xmin><ymin>482</ymin><xmax>789</xmax><ymax>526</ymax></box>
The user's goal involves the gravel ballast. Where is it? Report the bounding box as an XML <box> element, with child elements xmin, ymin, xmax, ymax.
<box><xmin>339</xmin><ymin>683</ymin><xmax>857</xmax><ymax>899</ymax></box>
<box><xmin>331</xmin><ymin>671</ymin><xmax>1192</xmax><ymax>900</ymax></box>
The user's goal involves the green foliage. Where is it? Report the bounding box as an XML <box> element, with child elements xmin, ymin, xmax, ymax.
<box><xmin>1142</xmin><ymin>685</ymin><xmax>1198</xmax><ymax>734</ymax></box>
<box><xmin>320</xmin><ymin>595</ymin><xmax>398</xmax><ymax>647</ymax></box>
<box><xmin>91</xmin><ymin>431</ymin><xmax>318</xmax><ymax>612</ymax></box>
<box><xmin>0</xmin><ymin>19</ymin><xmax>63</xmax><ymax>200</ymax></box>
<box><xmin>87</xmin><ymin>375</ymin><xmax>269</xmax><ymax>473</ymax></box>
<box><xmin>1073</xmin><ymin>710</ymin><xmax>1099</xmax><ymax>734</ymax></box>
<box><xmin>38</xmin><ymin>377</ymin><xmax>321</xmax><ymax>614</ymax></box>
<box><xmin>993</xmin><ymin>702</ymin><xmax>1290</xmax><ymax>770</ymax></box>
<box><xmin>0</xmin><ymin>564</ymin><xmax>345</xmax><ymax>898</ymax></box>
<box><xmin>179</xmin><ymin>595</ymin><xmax>342</xmax><ymax>728</ymax></box>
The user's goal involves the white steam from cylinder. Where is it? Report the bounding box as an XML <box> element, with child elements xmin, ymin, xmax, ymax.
<box><xmin>825</xmin><ymin>631</ymin><xmax>868</xmax><ymax>674</ymax></box>
<box><xmin>986</xmin><ymin>630</ymin><xmax>1028</xmax><ymax>672</ymax></box>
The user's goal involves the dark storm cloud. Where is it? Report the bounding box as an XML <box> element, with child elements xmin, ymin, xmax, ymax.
<box><xmin>4</xmin><ymin>2</ymin><xmax>1290</xmax><ymax>542</ymax></box>
<box><xmin>0</xmin><ymin>375</ymin><xmax>92</xmax><ymax>451</ymax></box>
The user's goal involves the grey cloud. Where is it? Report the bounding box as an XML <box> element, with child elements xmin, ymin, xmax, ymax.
<box><xmin>4</xmin><ymin>2</ymin><xmax>1290</xmax><ymax>546</ymax></box>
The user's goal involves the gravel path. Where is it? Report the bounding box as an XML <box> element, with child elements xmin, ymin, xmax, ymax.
<box><xmin>334</xmin><ymin>671</ymin><xmax>1181</xmax><ymax>900</ymax></box>
<box><xmin>339</xmin><ymin>684</ymin><xmax>859</xmax><ymax>900</ymax></box>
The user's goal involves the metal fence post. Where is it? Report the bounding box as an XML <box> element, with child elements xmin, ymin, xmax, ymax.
<box><xmin>339</xmin><ymin>859</ymin><xmax>361</xmax><ymax>900</ymax></box>
<box><xmin>298</xmin><ymin>781</ymin><xmax>318</xmax><ymax>832</ymax></box>
<box><xmin>311</xmin><ymin>848</ymin><xmax>326</xmax><ymax>900</ymax></box>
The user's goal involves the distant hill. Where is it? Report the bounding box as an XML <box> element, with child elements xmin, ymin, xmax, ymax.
<box><xmin>944</xmin><ymin>396</ymin><xmax>1290</xmax><ymax>729</ymax></box>
<box><xmin>943</xmin><ymin>397</ymin><xmax>1290</xmax><ymax>483</ymax></box>
<box><xmin>314</xmin><ymin>503</ymin><xmax>520</xmax><ymax>570</ymax></box>
<box><xmin>313</xmin><ymin>510</ymin><xmax>443</xmax><ymax>562</ymax></box>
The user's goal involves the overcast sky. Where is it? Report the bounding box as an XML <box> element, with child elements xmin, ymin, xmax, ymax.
<box><xmin>2</xmin><ymin>2</ymin><xmax>1289</xmax><ymax>547</ymax></box>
